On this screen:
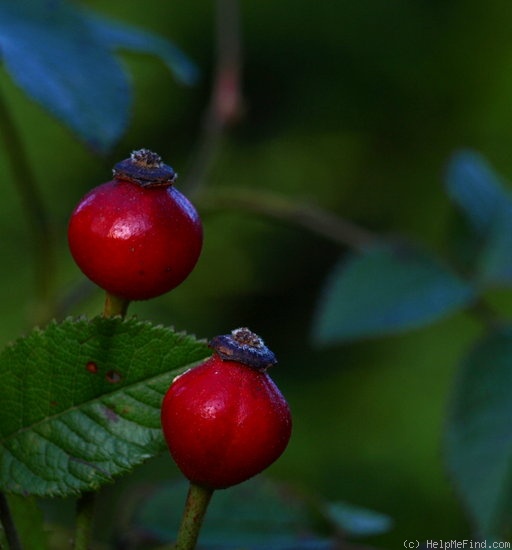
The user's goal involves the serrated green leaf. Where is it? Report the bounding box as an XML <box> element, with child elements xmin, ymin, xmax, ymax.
<box><xmin>0</xmin><ymin>317</ymin><xmax>209</xmax><ymax>498</ymax></box>
<box><xmin>85</xmin><ymin>13</ymin><xmax>199</xmax><ymax>86</ymax></box>
<box><xmin>445</xmin><ymin>328</ymin><xmax>512</xmax><ymax>537</ymax></box>
<box><xmin>312</xmin><ymin>245</ymin><xmax>474</xmax><ymax>345</ymax></box>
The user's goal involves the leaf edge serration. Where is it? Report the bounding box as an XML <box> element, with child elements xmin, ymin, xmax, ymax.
<box><xmin>0</xmin><ymin>316</ymin><xmax>209</xmax><ymax>497</ymax></box>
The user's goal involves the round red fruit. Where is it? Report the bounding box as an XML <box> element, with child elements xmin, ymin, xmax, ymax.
<box><xmin>161</xmin><ymin>328</ymin><xmax>292</xmax><ymax>490</ymax></box>
<box><xmin>68</xmin><ymin>149</ymin><xmax>202</xmax><ymax>301</ymax></box>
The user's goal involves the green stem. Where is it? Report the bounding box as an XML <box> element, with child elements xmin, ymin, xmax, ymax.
<box><xmin>199</xmin><ymin>187</ymin><xmax>377</xmax><ymax>250</ymax></box>
<box><xmin>103</xmin><ymin>292</ymin><xmax>130</xmax><ymax>319</ymax></box>
<box><xmin>71</xmin><ymin>293</ymin><xmax>130</xmax><ymax>550</ymax></box>
<box><xmin>74</xmin><ymin>492</ymin><xmax>95</xmax><ymax>550</ymax></box>
<box><xmin>0</xmin><ymin>83</ymin><xmax>54</xmax><ymax>322</ymax></box>
<box><xmin>0</xmin><ymin>493</ymin><xmax>22</xmax><ymax>550</ymax></box>
<box><xmin>174</xmin><ymin>483</ymin><xmax>213</xmax><ymax>550</ymax></box>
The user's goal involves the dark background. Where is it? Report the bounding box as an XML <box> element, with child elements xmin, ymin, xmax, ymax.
<box><xmin>2</xmin><ymin>0</ymin><xmax>512</xmax><ymax>545</ymax></box>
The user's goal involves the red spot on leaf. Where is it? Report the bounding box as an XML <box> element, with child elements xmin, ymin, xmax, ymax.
<box><xmin>86</xmin><ymin>361</ymin><xmax>98</xmax><ymax>374</ymax></box>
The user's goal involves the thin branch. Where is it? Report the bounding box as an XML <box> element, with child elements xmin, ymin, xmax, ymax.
<box><xmin>183</xmin><ymin>0</ymin><xmax>243</xmax><ymax>196</ymax></box>
<box><xmin>0</xmin><ymin>84</ymin><xmax>54</xmax><ymax>322</ymax></box>
<box><xmin>199</xmin><ymin>187</ymin><xmax>377</xmax><ymax>250</ymax></box>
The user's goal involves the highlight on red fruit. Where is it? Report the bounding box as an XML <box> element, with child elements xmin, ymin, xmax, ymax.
<box><xmin>67</xmin><ymin>149</ymin><xmax>203</xmax><ymax>301</ymax></box>
<box><xmin>161</xmin><ymin>328</ymin><xmax>292</xmax><ymax>490</ymax></box>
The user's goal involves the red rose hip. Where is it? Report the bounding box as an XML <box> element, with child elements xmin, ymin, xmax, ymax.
<box><xmin>161</xmin><ymin>328</ymin><xmax>292</xmax><ymax>489</ymax></box>
<box><xmin>68</xmin><ymin>149</ymin><xmax>202</xmax><ymax>301</ymax></box>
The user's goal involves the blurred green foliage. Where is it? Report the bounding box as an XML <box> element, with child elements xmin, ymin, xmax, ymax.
<box><xmin>3</xmin><ymin>0</ymin><xmax>512</xmax><ymax>546</ymax></box>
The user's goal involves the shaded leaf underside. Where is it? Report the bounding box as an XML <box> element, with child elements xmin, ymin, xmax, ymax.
<box><xmin>0</xmin><ymin>0</ymin><xmax>198</xmax><ymax>152</ymax></box>
<box><xmin>445</xmin><ymin>150</ymin><xmax>512</xmax><ymax>286</ymax></box>
<box><xmin>446</xmin><ymin>328</ymin><xmax>512</xmax><ymax>537</ymax></box>
<box><xmin>313</xmin><ymin>244</ymin><xmax>474</xmax><ymax>344</ymax></box>
<box><xmin>0</xmin><ymin>317</ymin><xmax>209</xmax><ymax>497</ymax></box>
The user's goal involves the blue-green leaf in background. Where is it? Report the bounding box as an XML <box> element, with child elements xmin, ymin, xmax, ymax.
<box><xmin>85</xmin><ymin>13</ymin><xmax>199</xmax><ymax>87</ymax></box>
<box><xmin>130</xmin><ymin>477</ymin><xmax>391</xmax><ymax>549</ymax></box>
<box><xmin>445</xmin><ymin>150</ymin><xmax>512</xmax><ymax>286</ymax></box>
<box><xmin>134</xmin><ymin>478</ymin><xmax>322</xmax><ymax>549</ymax></box>
<box><xmin>476</xmin><ymin>204</ymin><xmax>512</xmax><ymax>284</ymax></box>
<box><xmin>0</xmin><ymin>0</ymin><xmax>131</xmax><ymax>153</ymax></box>
<box><xmin>445</xmin><ymin>328</ymin><xmax>512</xmax><ymax>538</ymax></box>
<box><xmin>325</xmin><ymin>501</ymin><xmax>392</xmax><ymax>538</ymax></box>
<box><xmin>0</xmin><ymin>0</ymin><xmax>198</xmax><ymax>152</ymax></box>
<box><xmin>312</xmin><ymin>244</ymin><xmax>474</xmax><ymax>345</ymax></box>
<box><xmin>445</xmin><ymin>150</ymin><xmax>511</xmax><ymax>235</ymax></box>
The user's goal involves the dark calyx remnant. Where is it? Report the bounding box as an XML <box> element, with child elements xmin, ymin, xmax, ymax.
<box><xmin>113</xmin><ymin>148</ymin><xmax>177</xmax><ymax>188</ymax></box>
<box><xmin>209</xmin><ymin>327</ymin><xmax>277</xmax><ymax>371</ymax></box>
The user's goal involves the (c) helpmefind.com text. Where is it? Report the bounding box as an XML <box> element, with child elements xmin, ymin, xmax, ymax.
<box><xmin>403</xmin><ymin>541</ymin><xmax>511</xmax><ymax>549</ymax></box>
